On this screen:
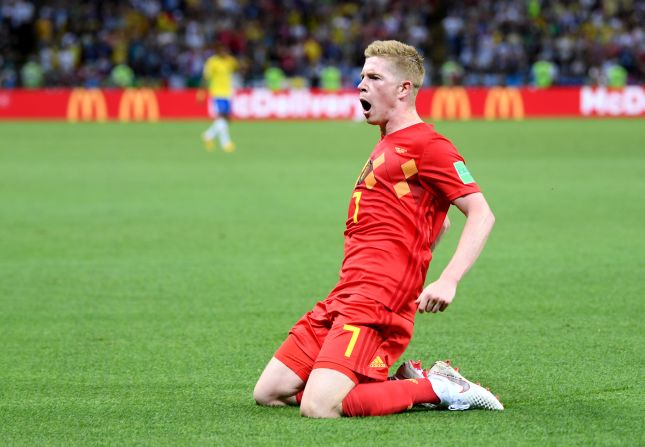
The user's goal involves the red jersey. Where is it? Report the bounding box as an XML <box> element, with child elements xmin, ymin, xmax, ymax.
<box><xmin>328</xmin><ymin>123</ymin><xmax>480</xmax><ymax>321</ymax></box>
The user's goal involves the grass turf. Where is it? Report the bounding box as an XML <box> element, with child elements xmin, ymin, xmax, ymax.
<box><xmin>0</xmin><ymin>119</ymin><xmax>643</xmax><ymax>446</ymax></box>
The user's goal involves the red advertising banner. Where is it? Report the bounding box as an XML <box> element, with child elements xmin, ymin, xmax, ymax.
<box><xmin>0</xmin><ymin>87</ymin><xmax>643</xmax><ymax>121</ymax></box>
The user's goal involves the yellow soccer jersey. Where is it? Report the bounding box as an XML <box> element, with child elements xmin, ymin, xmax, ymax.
<box><xmin>203</xmin><ymin>55</ymin><xmax>238</xmax><ymax>98</ymax></box>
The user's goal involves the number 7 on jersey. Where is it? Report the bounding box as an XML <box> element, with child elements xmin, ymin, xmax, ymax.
<box><xmin>352</xmin><ymin>191</ymin><xmax>362</xmax><ymax>224</ymax></box>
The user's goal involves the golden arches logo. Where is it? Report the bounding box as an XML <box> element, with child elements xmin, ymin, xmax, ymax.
<box><xmin>67</xmin><ymin>89</ymin><xmax>107</xmax><ymax>123</ymax></box>
<box><xmin>119</xmin><ymin>89</ymin><xmax>159</xmax><ymax>122</ymax></box>
<box><xmin>484</xmin><ymin>88</ymin><xmax>524</xmax><ymax>120</ymax></box>
<box><xmin>431</xmin><ymin>87</ymin><xmax>471</xmax><ymax>120</ymax></box>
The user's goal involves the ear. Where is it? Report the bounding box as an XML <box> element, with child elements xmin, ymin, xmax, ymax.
<box><xmin>398</xmin><ymin>80</ymin><xmax>414</xmax><ymax>100</ymax></box>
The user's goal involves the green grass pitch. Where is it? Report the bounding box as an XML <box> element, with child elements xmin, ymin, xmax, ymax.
<box><xmin>1</xmin><ymin>119</ymin><xmax>643</xmax><ymax>446</ymax></box>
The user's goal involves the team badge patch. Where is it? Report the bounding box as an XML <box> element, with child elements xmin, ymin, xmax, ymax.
<box><xmin>453</xmin><ymin>161</ymin><xmax>475</xmax><ymax>184</ymax></box>
<box><xmin>356</xmin><ymin>159</ymin><xmax>373</xmax><ymax>186</ymax></box>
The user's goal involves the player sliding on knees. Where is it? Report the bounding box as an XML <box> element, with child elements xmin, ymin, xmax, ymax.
<box><xmin>253</xmin><ymin>40</ymin><xmax>502</xmax><ymax>418</ymax></box>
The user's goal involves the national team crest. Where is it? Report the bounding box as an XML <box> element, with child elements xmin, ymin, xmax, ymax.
<box><xmin>356</xmin><ymin>159</ymin><xmax>373</xmax><ymax>186</ymax></box>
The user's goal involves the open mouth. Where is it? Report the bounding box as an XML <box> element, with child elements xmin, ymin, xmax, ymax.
<box><xmin>360</xmin><ymin>99</ymin><xmax>372</xmax><ymax>111</ymax></box>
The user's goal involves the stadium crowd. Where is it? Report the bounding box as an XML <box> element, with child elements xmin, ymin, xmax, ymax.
<box><xmin>1</xmin><ymin>0</ymin><xmax>643</xmax><ymax>89</ymax></box>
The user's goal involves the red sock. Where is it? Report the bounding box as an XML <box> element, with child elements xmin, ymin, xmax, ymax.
<box><xmin>342</xmin><ymin>379</ymin><xmax>439</xmax><ymax>417</ymax></box>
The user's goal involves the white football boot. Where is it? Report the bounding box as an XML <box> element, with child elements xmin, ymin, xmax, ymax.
<box><xmin>392</xmin><ymin>360</ymin><xmax>504</xmax><ymax>411</ymax></box>
<box><xmin>390</xmin><ymin>360</ymin><xmax>438</xmax><ymax>409</ymax></box>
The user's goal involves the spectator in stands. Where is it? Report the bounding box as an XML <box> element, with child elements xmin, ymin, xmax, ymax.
<box><xmin>110</xmin><ymin>62</ymin><xmax>135</xmax><ymax>88</ymax></box>
<box><xmin>20</xmin><ymin>56</ymin><xmax>42</xmax><ymax>88</ymax></box>
<box><xmin>264</xmin><ymin>66</ymin><xmax>285</xmax><ymax>91</ymax></box>
<box><xmin>605</xmin><ymin>62</ymin><xmax>628</xmax><ymax>87</ymax></box>
<box><xmin>320</xmin><ymin>64</ymin><xmax>341</xmax><ymax>91</ymax></box>
<box><xmin>531</xmin><ymin>58</ymin><xmax>557</xmax><ymax>88</ymax></box>
<box><xmin>440</xmin><ymin>58</ymin><xmax>464</xmax><ymax>86</ymax></box>
<box><xmin>1</xmin><ymin>0</ymin><xmax>643</xmax><ymax>89</ymax></box>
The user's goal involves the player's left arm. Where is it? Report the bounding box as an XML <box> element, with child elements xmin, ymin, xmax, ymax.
<box><xmin>416</xmin><ymin>192</ymin><xmax>495</xmax><ymax>313</ymax></box>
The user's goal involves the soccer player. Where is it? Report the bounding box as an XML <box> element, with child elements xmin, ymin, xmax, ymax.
<box><xmin>253</xmin><ymin>40</ymin><xmax>502</xmax><ymax>418</ymax></box>
<box><xmin>201</xmin><ymin>43</ymin><xmax>238</xmax><ymax>153</ymax></box>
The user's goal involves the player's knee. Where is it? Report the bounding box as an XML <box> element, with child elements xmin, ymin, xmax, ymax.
<box><xmin>299</xmin><ymin>395</ymin><xmax>342</xmax><ymax>419</ymax></box>
<box><xmin>253</xmin><ymin>381</ymin><xmax>276</xmax><ymax>406</ymax></box>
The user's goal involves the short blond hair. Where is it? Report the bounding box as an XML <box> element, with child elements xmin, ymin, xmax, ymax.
<box><xmin>364</xmin><ymin>40</ymin><xmax>425</xmax><ymax>92</ymax></box>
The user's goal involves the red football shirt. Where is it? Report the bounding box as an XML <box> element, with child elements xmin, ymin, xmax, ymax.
<box><xmin>328</xmin><ymin>122</ymin><xmax>481</xmax><ymax>321</ymax></box>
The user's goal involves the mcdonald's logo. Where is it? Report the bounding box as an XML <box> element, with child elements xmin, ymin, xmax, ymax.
<box><xmin>431</xmin><ymin>87</ymin><xmax>471</xmax><ymax>120</ymax></box>
<box><xmin>119</xmin><ymin>89</ymin><xmax>159</xmax><ymax>122</ymax></box>
<box><xmin>484</xmin><ymin>88</ymin><xmax>524</xmax><ymax>120</ymax></box>
<box><xmin>67</xmin><ymin>89</ymin><xmax>107</xmax><ymax>123</ymax></box>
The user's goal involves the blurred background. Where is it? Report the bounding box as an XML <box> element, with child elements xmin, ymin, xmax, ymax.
<box><xmin>1</xmin><ymin>0</ymin><xmax>643</xmax><ymax>91</ymax></box>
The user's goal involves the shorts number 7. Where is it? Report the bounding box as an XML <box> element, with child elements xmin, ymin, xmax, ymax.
<box><xmin>343</xmin><ymin>324</ymin><xmax>361</xmax><ymax>358</ymax></box>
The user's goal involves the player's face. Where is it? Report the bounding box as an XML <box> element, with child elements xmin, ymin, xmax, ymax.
<box><xmin>358</xmin><ymin>57</ymin><xmax>401</xmax><ymax>125</ymax></box>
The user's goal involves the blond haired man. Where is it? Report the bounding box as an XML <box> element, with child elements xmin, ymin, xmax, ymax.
<box><xmin>254</xmin><ymin>41</ymin><xmax>502</xmax><ymax>418</ymax></box>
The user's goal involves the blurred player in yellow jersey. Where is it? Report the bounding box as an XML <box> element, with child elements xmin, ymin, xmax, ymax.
<box><xmin>201</xmin><ymin>44</ymin><xmax>238</xmax><ymax>153</ymax></box>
